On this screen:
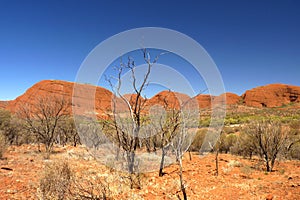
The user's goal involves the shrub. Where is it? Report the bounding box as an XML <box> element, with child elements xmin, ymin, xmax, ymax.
<box><xmin>289</xmin><ymin>142</ymin><xmax>300</xmax><ymax>160</ymax></box>
<box><xmin>219</xmin><ymin>133</ymin><xmax>238</xmax><ymax>154</ymax></box>
<box><xmin>227</xmin><ymin>160</ymin><xmax>243</xmax><ymax>168</ymax></box>
<box><xmin>223</xmin><ymin>126</ymin><xmax>238</xmax><ymax>134</ymax></box>
<box><xmin>285</xmin><ymin>121</ymin><xmax>300</xmax><ymax>160</ymax></box>
<box><xmin>240</xmin><ymin>165</ymin><xmax>252</xmax><ymax>178</ymax></box>
<box><xmin>243</xmin><ymin>120</ymin><xmax>287</xmax><ymax>172</ymax></box>
<box><xmin>0</xmin><ymin>133</ymin><xmax>7</xmax><ymax>159</ymax></box>
<box><xmin>38</xmin><ymin>161</ymin><xmax>72</xmax><ymax>200</ymax></box>
<box><xmin>190</xmin><ymin>129</ymin><xmax>206</xmax><ymax>151</ymax></box>
<box><xmin>199</xmin><ymin>118</ymin><xmax>211</xmax><ymax>127</ymax></box>
<box><xmin>72</xmin><ymin>174</ymin><xmax>112</xmax><ymax>200</ymax></box>
<box><xmin>230</xmin><ymin>132</ymin><xmax>256</xmax><ymax>159</ymax></box>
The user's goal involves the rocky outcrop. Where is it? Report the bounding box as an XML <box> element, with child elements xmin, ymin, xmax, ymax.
<box><xmin>195</xmin><ymin>95</ymin><xmax>213</xmax><ymax>108</ymax></box>
<box><xmin>0</xmin><ymin>101</ymin><xmax>9</xmax><ymax>109</ymax></box>
<box><xmin>6</xmin><ymin>80</ymin><xmax>113</xmax><ymax>117</ymax></box>
<box><xmin>3</xmin><ymin>81</ymin><xmax>300</xmax><ymax>115</ymax></box>
<box><xmin>147</xmin><ymin>90</ymin><xmax>191</xmax><ymax>109</ymax></box>
<box><xmin>195</xmin><ymin>93</ymin><xmax>241</xmax><ymax>109</ymax></box>
<box><xmin>242</xmin><ymin>84</ymin><xmax>300</xmax><ymax>108</ymax></box>
<box><xmin>216</xmin><ymin>93</ymin><xmax>241</xmax><ymax>105</ymax></box>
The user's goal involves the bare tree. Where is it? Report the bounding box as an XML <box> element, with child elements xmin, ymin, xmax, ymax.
<box><xmin>210</xmin><ymin>132</ymin><xmax>221</xmax><ymax>176</ymax></box>
<box><xmin>103</xmin><ymin>49</ymin><xmax>164</xmax><ymax>189</ymax></box>
<box><xmin>17</xmin><ymin>95</ymin><xmax>69</xmax><ymax>158</ymax></box>
<box><xmin>245</xmin><ymin>120</ymin><xmax>287</xmax><ymax>172</ymax></box>
<box><xmin>148</xmin><ymin>92</ymin><xmax>182</xmax><ymax>177</ymax></box>
<box><xmin>77</xmin><ymin>117</ymin><xmax>107</xmax><ymax>150</ymax></box>
<box><xmin>170</xmin><ymin>100</ymin><xmax>198</xmax><ymax>200</ymax></box>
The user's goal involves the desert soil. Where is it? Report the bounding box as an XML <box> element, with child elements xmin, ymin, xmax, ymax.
<box><xmin>0</xmin><ymin>145</ymin><xmax>300</xmax><ymax>200</ymax></box>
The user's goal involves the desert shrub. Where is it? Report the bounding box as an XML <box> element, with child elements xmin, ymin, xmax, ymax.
<box><xmin>0</xmin><ymin>133</ymin><xmax>8</xmax><ymax>159</ymax></box>
<box><xmin>289</xmin><ymin>142</ymin><xmax>300</xmax><ymax>160</ymax></box>
<box><xmin>227</xmin><ymin>160</ymin><xmax>243</xmax><ymax>168</ymax></box>
<box><xmin>0</xmin><ymin>109</ymin><xmax>12</xmax><ymax>149</ymax></box>
<box><xmin>0</xmin><ymin>109</ymin><xmax>10</xmax><ymax>127</ymax></box>
<box><xmin>285</xmin><ymin>121</ymin><xmax>300</xmax><ymax>160</ymax></box>
<box><xmin>72</xmin><ymin>175</ymin><xmax>112</xmax><ymax>200</ymax></box>
<box><xmin>218</xmin><ymin>133</ymin><xmax>238</xmax><ymax>154</ymax></box>
<box><xmin>230</xmin><ymin>132</ymin><xmax>256</xmax><ymax>159</ymax></box>
<box><xmin>38</xmin><ymin>161</ymin><xmax>72</xmax><ymax>200</ymax></box>
<box><xmin>243</xmin><ymin>120</ymin><xmax>287</xmax><ymax>172</ymax></box>
<box><xmin>289</xmin><ymin>120</ymin><xmax>300</xmax><ymax>130</ymax></box>
<box><xmin>199</xmin><ymin>118</ymin><xmax>211</xmax><ymax>127</ymax></box>
<box><xmin>224</xmin><ymin>117</ymin><xmax>240</xmax><ymax>125</ymax></box>
<box><xmin>190</xmin><ymin>129</ymin><xmax>206</xmax><ymax>151</ymax></box>
<box><xmin>240</xmin><ymin>165</ymin><xmax>252</xmax><ymax>178</ymax></box>
<box><xmin>223</xmin><ymin>126</ymin><xmax>239</xmax><ymax>134</ymax></box>
<box><xmin>2</xmin><ymin>117</ymin><xmax>26</xmax><ymax>145</ymax></box>
<box><xmin>57</xmin><ymin>117</ymin><xmax>81</xmax><ymax>147</ymax></box>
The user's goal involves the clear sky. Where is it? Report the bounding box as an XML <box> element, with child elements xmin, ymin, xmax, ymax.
<box><xmin>0</xmin><ymin>0</ymin><xmax>299</xmax><ymax>100</ymax></box>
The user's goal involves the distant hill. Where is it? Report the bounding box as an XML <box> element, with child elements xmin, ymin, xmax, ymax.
<box><xmin>1</xmin><ymin>80</ymin><xmax>300</xmax><ymax>117</ymax></box>
<box><xmin>242</xmin><ymin>83</ymin><xmax>300</xmax><ymax>107</ymax></box>
<box><xmin>0</xmin><ymin>101</ymin><xmax>10</xmax><ymax>109</ymax></box>
<box><xmin>4</xmin><ymin>80</ymin><xmax>113</xmax><ymax>118</ymax></box>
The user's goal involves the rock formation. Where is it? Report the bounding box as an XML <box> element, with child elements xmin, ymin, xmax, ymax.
<box><xmin>2</xmin><ymin>81</ymin><xmax>300</xmax><ymax>115</ymax></box>
<box><xmin>6</xmin><ymin>80</ymin><xmax>113</xmax><ymax>118</ymax></box>
<box><xmin>0</xmin><ymin>101</ymin><xmax>9</xmax><ymax>109</ymax></box>
<box><xmin>242</xmin><ymin>84</ymin><xmax>300</xmax><ymax>108</ymax></box>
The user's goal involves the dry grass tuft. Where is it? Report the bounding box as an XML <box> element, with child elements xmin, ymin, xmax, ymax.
<box><xmin>37</xmin><ymin>160</ymin><xmax>72</xmax><ymax>200</ymax></box>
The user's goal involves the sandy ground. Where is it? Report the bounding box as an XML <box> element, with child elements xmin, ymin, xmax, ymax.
<box><xmin>0</xmin><ymin>144</ymin><xmax>300</xmax><ymax>200</ymax></box>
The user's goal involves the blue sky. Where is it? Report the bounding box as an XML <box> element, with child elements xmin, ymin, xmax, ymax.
<box><xmin>0</xmin><ymin>0</ymin><xmax>299</xmax><ymax>100</ymax></box>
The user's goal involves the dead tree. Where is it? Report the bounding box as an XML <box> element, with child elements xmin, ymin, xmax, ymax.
<box><xmin>18</xmin><ymin>95</ymin><xmax>69</xmax><ymax>158</ymax></box>
<box><xmin>170</xmin><ymin>99</ymin><xmax>199</xmax><ymax>200</ymax></box>
<box><xmin>245</xmin><ymin>120</ymin><xmax>287</xmax><ymax>172</ymax></box>
<box><xmin>149</xmin><ymin>92</ymin><xmax>182</xmax><ymax>177</ymax></box>
<box><xmin>104</xmin><ymin>49</ymin><xmax>164</xmax><ymax>189</ymax></box>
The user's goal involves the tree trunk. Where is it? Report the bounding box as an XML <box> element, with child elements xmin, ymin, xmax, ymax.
<box><xmin>179</xmin><ymin>159</ymin><xmax>187</xmax><ymax>200</ymax></box>
<box><xmin>270</xmin><ymin>155</ymin><xmax>276</xmax><ymax>172</ymax></box>
<box><xmin>159</xmin><ymin>147</ymin><xmax>166</xmax><ymax>177</ymax></box>
<box><xmin>188</xmin><ymin>149</ymin><xmax>192</xmax><ymax>161</ymax></box>
<box><xmin>266</xmin><ymin>161</ymin><xmax>270</xmax><ymax>172</ymax></box>
<box><xmin>215</xmin><ymin>149</ymin><xmax>219</xmax><ymax>176</ymax></box>
<box><xmin>264</xmin><ymin>154</ymin><xmax>271</xmax><ymax>172</ymax></box>
<box><xmin>127</xmin><ymin>151</ymin><xmax>135</xmax><ymax>174</ymax></box>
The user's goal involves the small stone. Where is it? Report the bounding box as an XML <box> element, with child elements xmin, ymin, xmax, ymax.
<box><xmin>266</xmin><ymin>194</ymin><xmax>273</xmax><ymax>200</ymax></box>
